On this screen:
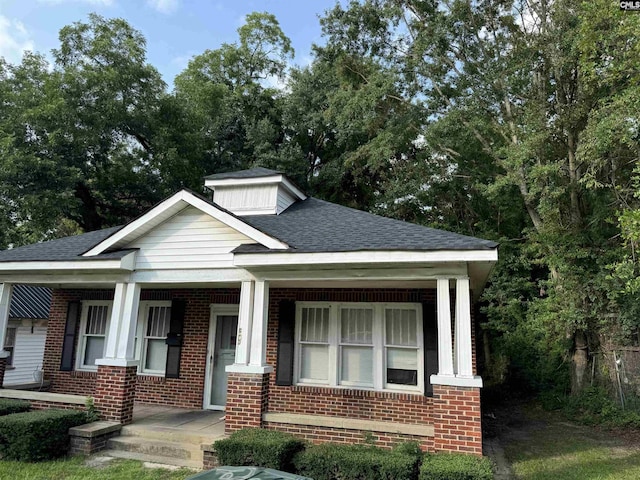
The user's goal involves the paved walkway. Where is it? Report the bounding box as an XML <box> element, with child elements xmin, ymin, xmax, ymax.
<box><xmin>132</xmin><ymin>403</ymin><xmax>226</xmax><ymax>437</ymax></box>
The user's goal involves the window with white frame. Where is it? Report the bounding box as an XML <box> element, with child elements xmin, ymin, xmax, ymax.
<box><xmin>4</xmin><ymin>326</ymin><xmax>16</xmax><ymax>366</ymax></box>
<box><xmin>295</xmin><ymin>302</ymin><xmax>423</xmax><ymax>393</ymax></box>
<box><xmin>77</xmin><ymin>302</ymin><xmax>111</xmax><ymax>370</ymax></box>
<box><xmin>135</xmin><ymin>302</ymin><xmax>171</xmax><ymax>375</ymax></box>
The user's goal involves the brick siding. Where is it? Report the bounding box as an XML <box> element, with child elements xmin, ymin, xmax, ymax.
<box><xmin>432</xmin><ymin>385</ymin><xmax>482</xmax><ymax>455</ymax></box>
<box><xmin>94</xmin><ymin>365</ymin><xmax>137</xmax><ymax>424</ymax></box>
<box><xmin>225</xmin><ymin>372</ymin><xmax>269</xmax><ymax>433</ymax></box>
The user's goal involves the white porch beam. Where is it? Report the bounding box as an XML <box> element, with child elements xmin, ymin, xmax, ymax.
<box><xmin>436</xmin><ymin>278</ymin><xmax>454</xmax><ymax>376</ymax></box>
<box><xmin>0</xmin><ymin>283</ymin><xmax>13</xmax><ymax>359</ymax></box>
<box><xmin>97</xmin><ymin>282</ymin><xmax>140</xmax><ymax>367</ymax></box>
<box><xmin>454</xmin><ymin>277</ymin><xmax>474</xmax><ymax>377</ymax></box>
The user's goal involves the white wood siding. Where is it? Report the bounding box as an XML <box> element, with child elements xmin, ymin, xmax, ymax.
<box><xmin>128</xmin><ymin>207</ymin><xmax>256</xmax><ymax>270</ymax></box>
<box><xmin>214</xmin><ymin>185</ymin><xmax>277</xmax><ymax>215</ymax></box>
<box><xmin>276</xmin><ymin>186</ymin><xmax>296</xmax><ymax>214</ymax></box>
<box><xmin>3</xmin><ymin>324</ymin><xmax>47</xmax><ymax>387</ymax></box>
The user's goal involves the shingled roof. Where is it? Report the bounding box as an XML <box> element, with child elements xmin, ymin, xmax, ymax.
<box><xmin>204</xmin><ymin>167</ymin><xmax>281</xmax><ymax>180</ymax></box>
<box><xmin>0</xmin><ymin>192</ymin><xmax>496</xmax><ymax>262</ymax></box>
<box><xmin>0</xmin><ymin>227</ymin><xmax>126</xmax><ymax>262</ymax></box>
<box><xmin>9</xmin><ymin>285</ymin><xmax>52</xmax><ymax>319</ymax></box>
<box><xmin>237</xmin><ymin>197</ymin><xmax>497</xmax><ymax>253</ymax></box>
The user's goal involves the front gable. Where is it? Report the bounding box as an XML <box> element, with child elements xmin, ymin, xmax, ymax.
<box><xmin>82</xmin><ymin>190</ymin><xmax>289</xmax><ymax>261</ymax></box>
<box><xmin>128</xmin><ymin>206</ymin><xmax>256</xmax><ymax>270</ymax></box>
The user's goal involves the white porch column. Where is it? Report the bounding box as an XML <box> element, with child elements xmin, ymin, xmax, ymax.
<box><xmin>249</xmin><ymin>280</ymin><xmax>271</xmax><ymax>369</ymax></box>
<box><xmin>430</xmin><ymin>276</ymin><xmax>483</xmax><ymax>388</ymax></box>
<box><xmin>97</xmin><ymin>282</ymin><xmax>140</xmax><ymax>367</ymax></box>
<box><xmin>454</xmin><ymin>277</ymin><xmax>474</xmax><ymax>378</ymax></box>
<box><xmin>436</xmin><ymin>278</ymin><xmax>454</xmax><ymax>376</ymax></box>
<box><xmin>234</xmin><ymin>280</ymin><xmax>255</xmax><ymax>366</ymax></box>
<box><xmin>0</xmin><ymin>283</ymin><xmax>12</xmax><ymax>359</ymax></box>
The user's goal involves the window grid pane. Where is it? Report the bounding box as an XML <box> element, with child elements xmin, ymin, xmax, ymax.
<box><xmin>146</xmin><ymin>306</ymin><xmax>171</xmax><ymax>339</ymax></box>
<box><xmin>86</xmin><ymin>305</ymin><xmax>108</xmax><ymax>335</ymax></box>
<box><xmin>385</xmin><ymin>308</ymin><xmax>417</xmax><ymax>346</ymax></box>
<box><xmin>340</xmin><ymin>308</ymin><xmax>373</xmax><ymax>344</ymax></box>
<box><xmin>300</xmin><ymin>307</ymin><xmax>329</xmax><ymax>343</ymax></box>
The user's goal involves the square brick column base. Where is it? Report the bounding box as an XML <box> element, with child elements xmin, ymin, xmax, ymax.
<box><xmin>432</xmin><ymin>385</ymin><xmax>482</xmax><ymax>456</ymax></box>
<box><xmin>94</xmin><ymin>365</ymin><xmax>138</xmax><ymax>424</ymax></box>
<box><xmin>225</xmin><ymin>372</ymin><xmax>269</xmax><ymax>434</ymax></box>
<box><xmin>0</xmin><ymin>357</ymin><xmax>5</xmax><ymax>388</ymax></box>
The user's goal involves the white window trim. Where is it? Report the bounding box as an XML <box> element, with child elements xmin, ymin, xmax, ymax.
<box><xmin>135</xmin><ymin>300</ymin><xmax>172</xmax><ymax>376</ymax></box>
<box><xmin>294</xmin><ymin>301</ymin><xmax>424</xmax><ymax>394</ymax></box>
<box><xmin>76</xmin><ymin>301</ymin><xmax>112</xmax><ymax>372</ymax></box>
<box><xmin>4</xmin><ymin>323</ymin><xmax>17</xmax><ymax>367</ymax></box>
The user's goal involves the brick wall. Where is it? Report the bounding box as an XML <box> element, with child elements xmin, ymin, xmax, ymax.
<box><xmin>225</xmin><ymin>372</ymin><xmax>269</xmax><ymax>433</ymax></box>
<box><xmin>263</xmin><ymin>421</ymin><xmax>434</xmax><ymax>451</ymax></box>
<box><xmin>94</xmin><ymin>365</ymin><xmax>137</xmax><ymax>424</ymax></box>
<box><xmin>46</xmin><ymin>288</ymin><xmax>239</xmax><ymax>408</ymax></box>
<box><xmin>432</xmin><ymin>385</ymin><xmax>482</xmax><ymax>455</ymax></box>
<box><xmin>266</xmin><ymin>289</ymin><xmax>436</xmax><ymax>427</ymax></box>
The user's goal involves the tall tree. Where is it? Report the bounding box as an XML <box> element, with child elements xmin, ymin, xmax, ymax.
<box><xmin>319</xmin><ymin>0</ymin><xmax>639</xmax><ymax>392</ymax></box>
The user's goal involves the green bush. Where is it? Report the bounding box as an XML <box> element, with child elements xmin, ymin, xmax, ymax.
<box><xmin>213</xmin><ymin>428</ymin><xmax>305</xmax><ymax>472</ymax></box>
<box><xmin>0</xmin><ymin>399</ymin><xmax>30</xmax><ymax>416</ymax></box>
<box><xmin>293</xmin><ymin>442</ymin><xmax>422</xmax><ymax>480</ymax></box>
<box><xmin>0</xmin><ymin>409</ymin><xmax>87</xmax><ymax>461</ymax></box>
<box><xmin>419</xmin><ymin>453</ymin><xmax>494</xmax><ymax>480</ymax></box>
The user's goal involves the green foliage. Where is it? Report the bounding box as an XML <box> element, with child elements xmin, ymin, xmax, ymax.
<box><xmin>84</xmin><ymin>396</ymin><xmax>99</xmax><ymax>422</ymax></box>
<box><xmin>293</xmin><ymin>442</ymin><xmax>421</xmax><ymax>480</ymax></box>
<box><xmin>0</xmin><ymin>399</ymin><xmax>30</xmax><ymax>416</ymax></box>
<box><xmin>419</xmin><ymin>454</ymin><xmax>494</xmax><ymax>480</ymax></box>
<box><xmin>213</xmin><ymin>428</ymin><xmax>305</xmax><ymax>472</ymax></box>
<box><xmin>0</xmin><ymin>409</ymin><xmax>87</xmax><ymax>461</ymax></box>
<box><xmin>541</xmin><ymin>386</ymin><xmax>640</xmax><ymax>429</ymax></box>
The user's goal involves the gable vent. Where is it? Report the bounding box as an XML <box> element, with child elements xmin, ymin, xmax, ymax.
<box><xmin>204</xmin><ymin>168</ymin><xmax>306</xmax><ymax>216</ymax></box>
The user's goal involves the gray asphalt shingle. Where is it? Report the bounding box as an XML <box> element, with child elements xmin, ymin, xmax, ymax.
<box><xmin>238</xmin><ymin>197</ymin><xmax>497</xmax><ymax>253</ymax></box>
<box><xmin>204</xmin><ymin>167</ymin><xmax>281</xmax><ymax>180</ymax></box>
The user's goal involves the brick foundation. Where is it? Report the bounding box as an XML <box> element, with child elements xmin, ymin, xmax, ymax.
<box><xmin>432</xmin><ymin>385</ymin><xmax>482</xmax><ymax>455</ymax></box>
<box><xmin>225</xmin><ymin>373</ymin><xmax>270</xmax><ymax>434</ymax></box>
<box><xmin>94</xmin><ymin>365</ymin><xmax>137</xmax><ymax>424</ymax></box>
<box><xmin>69</xmin><ymin>422</ymin><xmax>122</xmax><ymax>455</ymax></box>
<box><xmin>0</xmin><ymin>356</ymin><xmax>6</xmax><ymax>388</ymax></box>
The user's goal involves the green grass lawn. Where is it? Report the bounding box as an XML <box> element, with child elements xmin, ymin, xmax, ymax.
<box><xmin>501</xmin><ymin>407</ymin><xmax>640</xmax><ymax>480</ymax></box>
<box><xmin>0</xmin><ymin>457</ymin><xmax>193</xmax><ymax>480</ymax></box>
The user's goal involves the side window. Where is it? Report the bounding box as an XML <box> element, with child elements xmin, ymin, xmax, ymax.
<box><xmin>78</xmin><ymin>302</ymin><xmax>111</xmax><ymax>370</ymax></box>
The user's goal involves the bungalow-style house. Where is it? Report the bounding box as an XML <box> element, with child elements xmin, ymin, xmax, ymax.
<box><xmin>0</xmin><ymin>168</ymin><xmax>497</xmax><ymax>455</ymax></box>
<box><xmin>3</xmin><ymin>285</ymin><xmax>51</xmax><ymax>387</ymax></box>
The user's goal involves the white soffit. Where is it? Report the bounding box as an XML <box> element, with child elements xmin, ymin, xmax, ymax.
<box><xmin>83</xmin><ymin>190</ymin><xmax>289</xmax><ymax>256</ymax></box>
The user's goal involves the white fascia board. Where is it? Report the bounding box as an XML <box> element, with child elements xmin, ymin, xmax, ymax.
<box><xmin>204</xmin><ymin>175</ymin><xmax>307</xmax><ymax>200</ymax></box>
<box><xmin>234</xmin><ymin>249</ymin><xmax>498</xmax><ymax>267</ymax></box>
<box><xmin>205</xmin><ymin>175</ymin><xmax>281</xmax><ymax>188</ymax></box>
<box><xmin>83</xmin><ymin>190</ymin><xmax>289</xmax><ymax>256</ymax></box>
<box><xmin>0</xmin><ymin>255</ymin><xmax>135</xmax><ymax>273</ymax></box>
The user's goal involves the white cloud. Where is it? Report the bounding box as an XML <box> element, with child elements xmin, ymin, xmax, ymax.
<box><xmin>147</xmin><ymin>0</ymin><xmax>179</xmax><ymax>14</ymax></box>
<box><xmin>37</xmin><ymin>0</ymin><xmax>115</xmax><ymax>5</ymax></box>
<box><xmin>0</xmin><ymin>15</ymin><xmax>34</xmax><ymax>64</ymax></box>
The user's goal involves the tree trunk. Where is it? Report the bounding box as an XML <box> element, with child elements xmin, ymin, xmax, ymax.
<box><xmin>571</xmin><ymin>330</ymin><xmax>589</xmax><ymax>395</ymax></box>
<box><xmin>74</xmin><ymin>182</ymin><xmax>103</xmax><ymax>232</ymax></box>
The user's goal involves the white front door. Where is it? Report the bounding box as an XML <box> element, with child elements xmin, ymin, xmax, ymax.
<box><xmin>204</xmin><ymin>305</ymin><xmax>239</xmax><ymax>410</ymax></box>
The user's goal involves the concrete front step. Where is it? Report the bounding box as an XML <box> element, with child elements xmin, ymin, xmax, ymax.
<box><xmin>106</xmin><ymin>436</ymin><xmax>202</xmax><ymax>462</ymax></box>
<box><xmin>101</xmin><ymin>448</ymin><xmax>201</xmax><ymax>470</ymax></box>
<box><xmin>120</xmin><ymin>424</ymin><xmax>224</xmax><ymax>445</ymax></box>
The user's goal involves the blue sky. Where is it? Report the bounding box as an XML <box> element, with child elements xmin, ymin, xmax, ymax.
<box><xmin>0</xmin><ymin>0</ymin><xmax>346</xmax><ymax>86</ymax></box>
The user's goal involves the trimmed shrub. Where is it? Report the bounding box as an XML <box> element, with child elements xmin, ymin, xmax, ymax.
<box><xmin>0</xmin><ymin>399</ymin><xmax>30</xmax><ymax>416</ymax></box>
<box><xmin>0</xmin><ymin>409</ymin><xmax>87</xmax><ymax>461</ymax></box>
<box><xmin>294</xmin><ymin>442</ymin><xmax>422</xmax><ymax>480</ymax></box>
<box><xmin>213</xmin><ymin>428</ymin><xmax>305</xmax><ymax>472</ymax></box>
<box><xmin>419</xmin><ymin>453</ymin><xmax>494</xmax><ymax>480</ymax></box>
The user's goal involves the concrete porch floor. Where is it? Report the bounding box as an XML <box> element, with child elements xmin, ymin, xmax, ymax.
<box><xmin>131</xmin><ymin>403</ymin><xmax>226</xmax><ymax>439</ymax></box>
